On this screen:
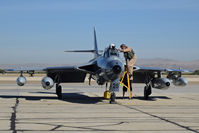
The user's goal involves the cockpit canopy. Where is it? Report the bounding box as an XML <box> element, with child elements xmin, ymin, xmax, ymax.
<box><xmin>103</xmin><ymin>47</ymin><xmax>119</xmax><ymax>57</ymax></box>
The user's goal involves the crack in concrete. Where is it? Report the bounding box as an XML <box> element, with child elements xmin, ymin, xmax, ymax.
<box><xmin>120</xmin><ymin>104</ymin><xmax>199</xmax><ymax>133</ymax></box>
<box><xmin>50</xmin><ymin>125</ymin><xmax>62</xmax><ymax>131</ymax></box>
<box><xmin>10</xmin><ymin>98</ymin><xmax>19</xmax><ymax>133</ymax></box>
<box><xmin>36</xmin><ymin>121</ymin><xmax>126</xmax><ymax>131</ymax></box>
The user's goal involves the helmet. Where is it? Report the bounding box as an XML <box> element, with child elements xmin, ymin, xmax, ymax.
<box><xmin>109</xmin><ymin>43</ymin><xmax>116</xmax><ymax>49</ymax></box>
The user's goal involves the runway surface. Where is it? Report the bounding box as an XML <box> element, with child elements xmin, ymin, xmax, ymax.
<box><xmin>0</xmin><ymin>81</ymin><xmax>199</xmax><ymax>133</ymax></box>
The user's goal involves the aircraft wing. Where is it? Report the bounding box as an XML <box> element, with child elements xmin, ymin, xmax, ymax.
<box><xmin>134</xmin><ymin>66</ymin><xmax>191</xmax><ymax>73</ymax></box>
<box><xmin>6</xmin><ymin>63</ymin><xmax>98</xmax><ymax>83</ymax></box>
<box><xmin>45</xmin><ymin>66</ymin><xmax>87</xmax><ymax>83</ymax></box>
<box><xmin>132</xmin><ymin>66</ymin><xmax>191</xmax><ymax>83</ymax></box>
<box><xmin>134</xmin><ymin>66</ymin><xmax>168</xmax><ymax>72</ymax></box>
<box><xmin>6</xmin><ymin>67</ymin><xmax>45</xmax><ymax>72</ymax></box>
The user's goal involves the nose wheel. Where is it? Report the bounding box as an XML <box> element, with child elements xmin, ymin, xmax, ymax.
<box><xmin>109</xmin><ymin>92</ymin><xmax>116</xmax><ymax>104</ymax></box>
<box><xmin>56</xmin><ymin>84</ymin><xmax>62</xmax><ymax>99</ymax></box>
<box><xmin>108</xmin><ymin>80</ymin><xmax>119</xmax><ymax>104</ymax></box>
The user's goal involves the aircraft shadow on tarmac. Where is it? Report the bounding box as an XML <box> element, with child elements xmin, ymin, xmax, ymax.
<box><xmin>61</xmin><ymin>93</ymin><xmax>104</xmax><ymax>104</ymax></box>
<box><xmin>117</xmin><ymin>96</ymin><xmax>171</xmax><ymax>101</ymax></box>
<box><xmin>0</xmin><ymin>91</ymin><xmax>171</xmax><ymax>103</ymax></box>
<box><xmin>0</xmin><ymin>92</ymin><xmax>104</xmax><ymax>104</ymax></box>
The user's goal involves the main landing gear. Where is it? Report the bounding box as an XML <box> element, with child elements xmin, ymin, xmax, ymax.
<box><xmin>56</xmin><ymin>83</ymin><xmax>62</xmax><ymax>99</ymax></box>
<box><xmin>108</xmin><ymin>82</ymin><xmax>118</xmax><ymax>104</ymax></box>
<box><xmin>144</xmin><ymin>84</ymin><xmax>152</xmax><ymax>100</ymax></box>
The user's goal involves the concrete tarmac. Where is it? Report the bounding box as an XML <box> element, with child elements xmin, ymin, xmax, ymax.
<box><xmin>0</xmin><ymin>80</ymin><xmax>199</xmax><ymax>132</ymax></box>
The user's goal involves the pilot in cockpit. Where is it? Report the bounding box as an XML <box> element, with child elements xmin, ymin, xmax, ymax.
<box><xmin>104</xmin><ymin>43</ymin><xmax>119</xmax><ymax>57</ymax></box>
<box><xmin>108</xmin><ymin>43</ymin><xmax>119</xmax><ymax>56</ymax></box>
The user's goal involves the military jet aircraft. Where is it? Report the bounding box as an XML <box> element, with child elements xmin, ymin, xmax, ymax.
<box><xmin>8</xmin><ymin>28</ymin><xmax>189</xmax><ymax>103</ymax></box>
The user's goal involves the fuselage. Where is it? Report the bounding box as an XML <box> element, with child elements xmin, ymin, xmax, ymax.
<box><xmin>91</xmin><ymin>47</ymin><xmax>124</xmax><ymax>85</ymax></box>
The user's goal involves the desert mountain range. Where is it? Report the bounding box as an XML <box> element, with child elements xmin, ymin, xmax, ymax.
<box><xmin>0</xmin><ymin>58</ymin><xmax>198</xmax><ymax>71</ymax></box>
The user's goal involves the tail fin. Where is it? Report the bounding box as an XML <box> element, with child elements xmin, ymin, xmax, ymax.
<box><xmin>65</xmin><ymin>27</ymin><xmax>101</xmax><ymax>58</ymax></box>
<box><xmin>94</xmin><ymin>27</ymin><xmax>99</xmax><ymax>57</ymax></box>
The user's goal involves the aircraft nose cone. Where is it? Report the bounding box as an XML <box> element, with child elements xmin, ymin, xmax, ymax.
<box><xmin>112</xmin><ymin>65</ymin><xmax>122</xmax><ymax>74</ymax></box>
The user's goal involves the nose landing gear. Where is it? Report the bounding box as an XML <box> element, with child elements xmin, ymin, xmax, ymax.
<box><xmin>110</xmin><ymin>92</ymin><xmax>116</xmax><ymax>104</ymax></box>
<box><xmin>108</xmin><ymin>79</ymin><xmax>119</xmax><ymax>104</ymax></box>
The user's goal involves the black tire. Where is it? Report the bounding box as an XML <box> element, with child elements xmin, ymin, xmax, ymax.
<box><xmin>110</xmin><ymin>93</ymin><xmax>116</xmax><ymax>104</ymax></box>
<box><xmin>144</xmin><ymin>86</ymin><xmax>149</xmax><ymax>100</ymax></box>
<box><xmin>56</xmin><ymin>85</ymin><xmax>62</xmax><ymax>99</ymax></box>
<box><xmin>144</xmin><ymin>85</ymin><xmax>152</xmax><ymax>100</ymax></box>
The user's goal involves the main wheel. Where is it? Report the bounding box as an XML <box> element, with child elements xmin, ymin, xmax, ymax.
<box><xmin>144</xmin><ymin>85</ymin><xmax>152</xmax><ymax>100</ymax></box>
<box><xmin>144</xmin><ymin>86</ymin><xmax>148</xmax><ymax>100</ymax></box>
<box><xmin>56</xmin><ymin>85</ymin><xmax>62</xmax><ymax>100</ymax></box>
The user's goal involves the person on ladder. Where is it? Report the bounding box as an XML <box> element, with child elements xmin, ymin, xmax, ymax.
<box><xmin>119</xmin><ymin>44</ymin><xmax>137</xmax><ymax>97</ymax></box>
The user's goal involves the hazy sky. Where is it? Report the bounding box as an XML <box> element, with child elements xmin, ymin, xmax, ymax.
<box><xmin>0</xmin><ymin>0</ymin><xmax>199</xmax><ymax>64</ymax></box>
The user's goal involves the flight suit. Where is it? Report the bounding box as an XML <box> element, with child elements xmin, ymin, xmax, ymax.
<box><xmin>127</xmin><ymin>54</ymin><xmax>136</xmax><ymax>80</ymax></box>
<box><xmin>123</xmin><ymin>47</ymin><xmax>137</xmax><ymax>80</ymax></box>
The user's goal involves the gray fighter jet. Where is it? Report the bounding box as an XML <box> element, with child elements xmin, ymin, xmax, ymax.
<box><xmin>9</xmin><ymin>28</ymin><xmax>189</xmax><ymax>103</ymax></box>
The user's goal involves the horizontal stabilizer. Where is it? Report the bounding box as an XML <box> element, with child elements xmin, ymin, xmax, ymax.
<box><xmin>65</xmin><ymin>28</ymin><xmax>101</xmax><ymax>57</ymax></box>
<box><xmin>64</xmin><ymin>50</ymin><xmax>103</xmax><ymax>53</ymax></box>
<box><xmin>65</xmin><ymin>50</ymin><xmax>95</xmax><ymax>53</ymax></box>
